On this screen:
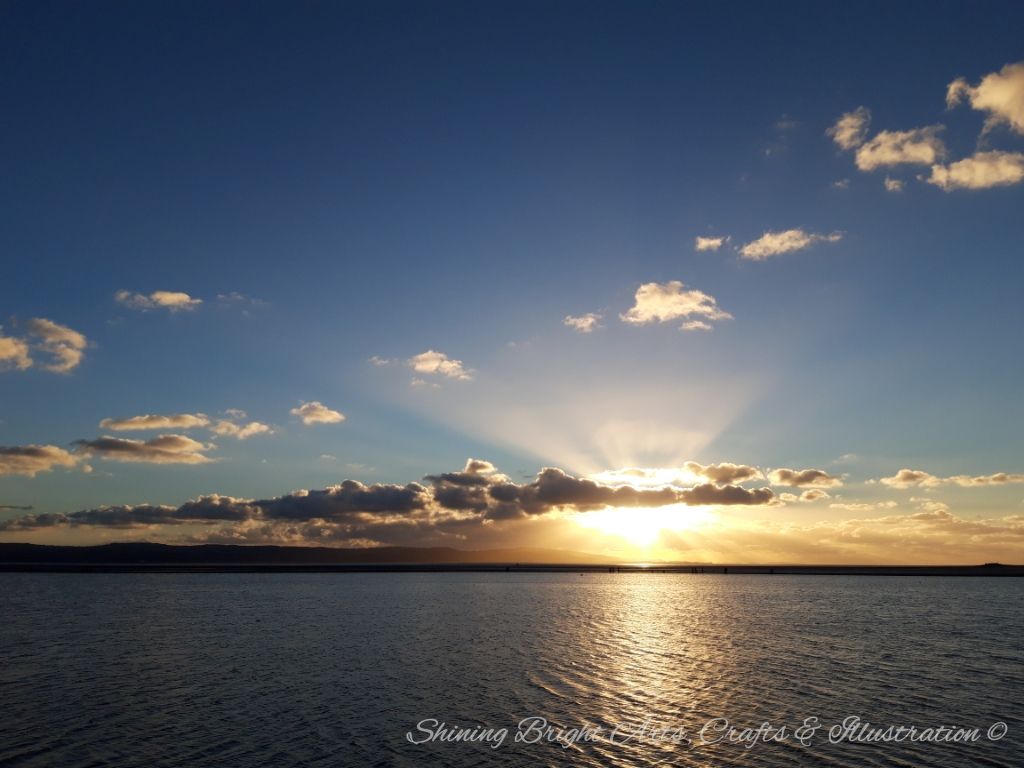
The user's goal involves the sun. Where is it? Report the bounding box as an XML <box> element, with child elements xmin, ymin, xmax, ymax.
<box><xmin>575</xmin><ymin>504</ymin><xmax>712</xmax><ymax>548</ymax></box>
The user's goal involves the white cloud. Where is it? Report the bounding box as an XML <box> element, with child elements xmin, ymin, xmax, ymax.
<box><xmin>884</xmin><ymin>176</ymin><xmax>905</xmax><ymax>192</ymax></box>
<box><xmin>290</xmin><ymin>401</ymin><xmax>345</xmax><ymax>425</ymax></box>
<box><xmin>100</xmin><ymin>413</ymin><xmax>211</xmax><ymax>431</ymax></box>
<box><xmin>947</xmin><ymin>61</ymin><xmax>1024</xmax><ymax>135</ymax></box>
<box><xmin>854</xmin><ymin>126</ymin><xmax>946</xmax><ymax>171</ymax></box>
<box><xmin>115</xmin><ymin>290</ymin><xmax>202</xmax><ymax>312</ymax></box>
<box><xmin>368</xmin><ymin>355</ymin><xmax>393</xmax><ymax>366</ymax></box>
<box><xmin>695</xmin><ymin>236</ymin><xmax>728</xmax><ymax>252</ymax></box>
<box><xmin>0</xmin><ymin>445</ymin><xmax>80</xmax><ymax>477</ymax></box>
<box><xmin>880</xmin><ymin>468</ymin><xmax>1024</xmax><ymax>489</ymax></box>
<box><xmin>410</xmin><ymin>378</ymin><xmax>440</xmax><ymax>390</ymax></box>
<box><xmin>739</xmin><ymin>229</ymin><xmax>842</xmax><ymax>260</ymax></box>
<box><xmin>620</xmin><ymin>281</ymin><xmax>732</xmax><ymax>331</ymax></box>
<box><xmin>680</xmin><ymin>320</ymin><xmax>713</xmax><ymax>332</ymax></box>
<box><xmin>407</xmin><ymin>350</ymin><xmax>473</xmax><ymax>380</ymax></box>
<box><xmin>210</xmin><ymin>420</ymin><xmax>273</xmax><ymax>440</ymax></box>
<box><xmin>831</xmin><ymin>178</ymin><xmax>851</xmax><ymax>190</ymax></box>
<box><xmin>827</xmin><ymin>106</ymin><xmax>871</xmax><ymax>150</ymax></box>
<box><xmin>926</xmin><ymin>151</ymin><xmax>1024</xmax><ymax>191</ymax></box>
<box><xmin>563</xmin><ymin>313</ymin><xmax>603</xmax><ymax>333</ymax></box>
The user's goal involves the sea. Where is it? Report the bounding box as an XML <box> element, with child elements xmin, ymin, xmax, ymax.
<box><xmin>1</xmin><ymin>573</ymin><xmax>1021</xmax><ymax>767</ymax></box>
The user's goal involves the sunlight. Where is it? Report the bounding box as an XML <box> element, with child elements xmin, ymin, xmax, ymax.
<box><xmin>575</xmin><ymin>504</ymin><xmax>713</xmax><ymax>548</ymax></box>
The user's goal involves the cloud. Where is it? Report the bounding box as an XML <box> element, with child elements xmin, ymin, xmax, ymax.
<box><xmin>768</xmin><ymin>468</ymin><xmax>844</xmax><ymax>488</ymax></box>
<box><xmin>879</xmin><ymin>469</ymin><xmax>941</xmax><ymax>489</ymax></box>
<box><xmin>1</xmin><ymin>319</ymin><xmax>91</xmax><ymax>374</ymax></box>
<box><xmin>827</xmin><ymin>106</ymin><xmax>872</xmax><ymax>150</ymax></box>
<box><xmin>880</xmin><ymin>468</ymin><xmax>1024</xmax><ymax>489</ymax></box>
<box><xmin>100</xmin><ymin>413</ymin><xmax>211</xmax><ymax>431</ymax></box>
<box><xmin>0</xmin><ymin>445</ymin><xmax>80</xmax><ymax>477</ymax></box>
<box><xmin>290</xmin><ymin>401</ymin><xmax>345</xmax><ymax>425</ymax></box>
<box><xmin>679</xmin><ymin>483</ymin><xmax>775</xmax><ymax>506</ymax></box>
<box><xmin>680</xmin><ymin>320</ymin><xmax>713</xmax><ymax>332</ymax></box>
<box><xmin>780</xmin><ymin>489</ymin><xmax>832</xmax><ymax>503</ymax></box>
<box><xmin>25</xmin><ymin>318</ymin><xmax>88</xmax><ymax>373</ymax></box>
<box><xmin>368</xmin><ymin>355</ymin><xmax>393</xmax><ymax>366</ymax></box>
<box><xmin>829</xmin><ymin>501</ymin><xmax>899</xmax><ymax>512</ymax></box>
<box><xmin>620</xmin><ymin>281</ymin><xmax>732</xmax><ymax>330</ymax></box>
<box><xmin>410</xmin><ymin>378</ymin><xmax>440</xmax><ymax>390</ymax></box>
<box><xmin>563</xmin><ymin>313</ymin><xmax>603</xmax><ymax>333</ymax></box>
<box><xmin>683</xmin><ymin>461</ymin><xmax>764</xmax><ymax>486</ymax></box>
<box><xmin>115</xmin><ymin>290</ymin><xmax>202</xmax><ymax>312</ymax></box>
<box><xmin>0</xmin><ymin>460</ymin><xmax>775</xmax><ymax>542</ymax></box>
<box><xmin>0</xmin><ymin>332</ymin><xmax>32</xmax><ymax>371</ymax></box>
<box><xmin>738</xmin><ymin>229</ymin><xmax>842</xmax><ymax>261</ymax></box>
<box><xmin>695</xmin><ymin>236</ymin><xmax>728</xmax><ymax>252</ymax></box>
<box><xmin>215</xmin><ymin>292</ymin><xmax>267</xmax><ymax>309</ymax></box>
<box><xmin>407</xmin><ymin>350</ymin><xmax>473</xmax><ymax>380</ymax></box>
<box><xmin>854</xmin><ymin>126</ymin><xmax>946</xmax><ymax>171</ymax></box>
<box><xmin>74</xmin><ymin>435</ymin><xmax>215</xmax><ymax>464</ymax></box>
<box><xmin>947</xmin><ymin>62</ymin><xmax>1024</xmax><ymax>135</ymax></box>
<box><xmin>926</xmin><ymin>151</ymin><xmax>1024</xmax><ymax>190</ymax></box>
<box><xmin>831</xmin><ymin>178</ymin><xmax>851</xmax><ymax>190</ymax></box>
<box><xmin>209</xmin><ymin>420</ymin><xmax>273</xmax><ymax>440</ymax></box>
<box><xmin>884</xmin><ymin>176</ymin><xmax>905</xmax><ymax>192</ymax></box>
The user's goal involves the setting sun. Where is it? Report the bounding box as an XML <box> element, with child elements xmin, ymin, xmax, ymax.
<box><xmin>576</xmin><ymin>504</ymin><xmax>713</xmax><ymax>548</ymax></box>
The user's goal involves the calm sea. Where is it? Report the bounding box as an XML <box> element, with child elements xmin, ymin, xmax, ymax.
<box><xmin>0</xmin><ymin>573</ymin><xmax>1021</xmax><ymax>767</ymax></box>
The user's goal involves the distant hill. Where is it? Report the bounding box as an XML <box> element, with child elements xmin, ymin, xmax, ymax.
<box><xmin>0</xmin><ymin>542</ymin><xmax>618</xmax><ymax>566</ymax></box>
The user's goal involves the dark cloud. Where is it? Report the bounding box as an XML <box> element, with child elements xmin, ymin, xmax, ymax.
<box><xmin>684</xmin><ymin>461</ymin><xmax>763</xmax><ymax>485</ymax></box>
<box><xmin>0</xmin><ymin>460</ymin><xmax>776</xmax><ymax>542</ymax></box>
<box><xmin>0</xmin><ymin>445</ymin><xmax>80</xmax><ymax>477</ymax></box>
<box><xmin>679</xmin><ymin>483</ymin><xmax>776</xmax><ymax>506</ymax></box>
<box><xmin>768</xmin><ymin>468</ymin><xmax>843</xmax><ymax>488</ymax></box>
<box><xmin>74</xmin><ymin>435</ymin><xmax>214</xmax><ymax>464</ymax></box>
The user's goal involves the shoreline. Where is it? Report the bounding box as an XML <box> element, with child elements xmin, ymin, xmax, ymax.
<box><xmin>1</xmin><ymin>563</ymin><xmax>1021</xmax><ymax>576</ymax></box>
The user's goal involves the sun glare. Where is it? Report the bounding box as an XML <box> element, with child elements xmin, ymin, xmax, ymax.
<box><xmin>575</xmin><ymin>504</ymin><xmax>712</xmax><ymax>548</ymax></box>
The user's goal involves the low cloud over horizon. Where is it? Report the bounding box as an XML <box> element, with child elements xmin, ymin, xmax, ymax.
<box><xmin>2</xmin><ymin>458</ymin><xmax>1021</xmax><ymax>564</ymax></box>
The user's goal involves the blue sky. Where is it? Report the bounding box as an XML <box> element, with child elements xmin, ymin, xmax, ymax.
<box><xmin>2</xmin><ymin>2</ymin><xmax>1024</xmax><ymax>561</ymax></box>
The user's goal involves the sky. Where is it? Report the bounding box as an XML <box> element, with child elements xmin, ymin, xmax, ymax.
<box><xmin>2</xmin><ymin>1</ymin><xmax>1024</xmax><ymax>563</ymax></box>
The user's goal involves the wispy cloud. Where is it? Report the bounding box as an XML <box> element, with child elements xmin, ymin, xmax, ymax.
<box><xmin>209</xmin><ymin>419</ymin><xmax>273</xmax><ymax>440</ymax></box>
<box><xmin>739</xmin><ymin>229</ymin><xmax>842</xmax><ymax>260</ymax></box>
<box><xmin>880</xmin><ymin>468</ymin><xmax>1024</xmax><ymax>489</ymax></box>
<box><xmin>115</xmin><ymin>290</ymin><xmax>202</xmax><ymax>312</ymax></box>
<box><xmin>827</xmin><ymin>106</ymin><xmax>871</xmax><ymax>150</ymax></box>
<box><xmin>0</xmin><ymin>319</ymin><xmax>88</xmax><ymax>374</ymax></box>
<box><xmin>100</xmin><ymin>413</ymin><xmax>211</xmax><ymax>431</ymax></box>
<box><xmin>563</xmin><ymin>313</ymin><xmax>603</xmax><ymax>333</ymax></box>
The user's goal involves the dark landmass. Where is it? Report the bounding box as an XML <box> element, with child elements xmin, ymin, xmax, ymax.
<box><xmin>0</xmin><ymin>543</ymin><xmax>1020</xmax><ymax>575</ymax></box>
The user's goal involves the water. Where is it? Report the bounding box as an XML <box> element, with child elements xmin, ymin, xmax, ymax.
<box><xmin>1</xmin><ymin>573</ymin><xmax>1021</xmax><ymax>767</ymax></box>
